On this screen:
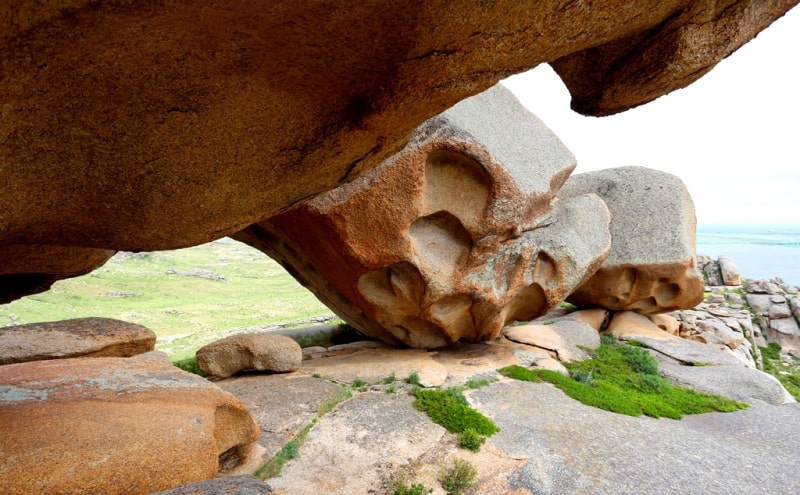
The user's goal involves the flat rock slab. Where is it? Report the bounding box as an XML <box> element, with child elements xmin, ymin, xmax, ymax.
<box><xmin>607</xmin><ymin>311</ymin><xmax>680</xmax><ymax>340</ymax></box>
<box><xmin>217</xmin><ymin>373</ymin><xmax>346</xmax><ymax>461</ymax></box>
<box><xmin>503</xmin><ymin>321</ymin><xmax>598</xmax><ymax>362</ymax></box>
<box><xmin>268</xmin><ymin>393</ymin><xmax>447</xmax><ymax>495</ymax></box>
<box><xmin>151</xmin><ymin>476</ymin><xmax>273</xmax><ymax>495</ymax></box>
<box><xmin>473</xmin><ymin>380</ymin><xmax>800</xmax><ymax>495</ymax></box>
<box><xmin>302</xmin><ymin>347</ymin><xmax>448</xmax><ymax>387</ymax></box>
<box><xmin>658</xmin><ymin>363</ymin><xmax>794</xmax><ymax>405</ymax></box>
<box><xmin>0</xmin><ymin>317</ymin><xmax>155</xmax><ymax>365</ymax></box>
<box><xmin>624</xmin><ymin>335</ymin><xmax>745</xmax><ymax>366</ymax></box>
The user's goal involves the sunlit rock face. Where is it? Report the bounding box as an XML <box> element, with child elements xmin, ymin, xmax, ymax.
<box><xmin>0</xmin><ymin>0</ymin><xmax>795</xmax><ymax>304</ymax></box>
<box><xmin>235</xmin><ymin>86</ymin><xmax>611</xmax><ymax>348</ymax></box>
<box><xmin>0</xmin><ymin>356</ymin><xmax>259</xmax><ymax>495</ymax></box>
<box><xmin>560</xmin><ymin>166</ymin><xmax>706</xmax><ymax>314</ymax></box>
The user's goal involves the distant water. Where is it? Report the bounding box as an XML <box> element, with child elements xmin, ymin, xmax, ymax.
<box><xmin>696</xmin><ymin>226</ymin><xmax>800</xmax><ymax>287</ymax></box>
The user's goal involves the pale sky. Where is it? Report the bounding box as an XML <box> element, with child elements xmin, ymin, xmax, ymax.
<box><xmin>503</xmin><ymin>7</ymin><xmax>800</xmax><ymax>229</ymax></box>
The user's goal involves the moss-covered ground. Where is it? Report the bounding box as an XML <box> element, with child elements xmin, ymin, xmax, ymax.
<box><xmin>500</xmin><ymin>336</ymin><xmax>748</xmax><ymax>420</ymax></box>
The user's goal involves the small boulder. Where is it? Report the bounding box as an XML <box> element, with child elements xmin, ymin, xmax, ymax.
<box><xmin>0</xmin><ymin>357</ymin><xmax>259</xmax><ymax>495</ymax></box>
<box><xmin>717</xmin><ymin>256</ymin><xmax>741</xmax><ymax>286</ymax></box>
<box><xmin>197</xmin><ymin>333</ymin><xmax>302</xmax><ymax>378</ymax></box>
<box><xmin>0</xmin><ymin>317</ymin><xmax>156</xmax><ymax>365</ymax></box>
<box><xmin>560</xmin><ymin>166</ymin><xmax>705</xmax><ymax>314</ymax></box>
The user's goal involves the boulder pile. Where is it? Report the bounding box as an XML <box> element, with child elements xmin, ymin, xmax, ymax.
<box><xmin>236</xmin><ymin>86</ymin><xmax>704</xmax><ymax>348</ymax></box>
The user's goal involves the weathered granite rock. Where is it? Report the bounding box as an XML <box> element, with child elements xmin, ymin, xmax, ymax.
<box><xmin>504</xmin><ymin>320</ymin><xmax>600</xmax><ymax>363</ymax></box>
<box><xmin>560</xmin><ymin>166</ymin><xmax>705</xmax><ymax>314</ymax></box>
<box><xmin>0</xmin><ymin>317</ymin><xmax>156</xmax><ymax>365</ymax></box>
<box><xmin>196</xmin><ymin>333</ymin><xmax>302</xmax><ymax>378</ymax></box>
<box><xmin>235</xmin><ymin>85</ymin><xmax>611</xmax><ymax>348</ymax></box>
<box><xmin>698</xmin><ymin>254</ymin><xmax>724</xmax><ymax>286</ymax></box>
<box><xmin>150</xmin><ymin>476</ymin><xmax>273</xmax><ymax>495</ymax></box>
<box><xmin>1</xmin><ymin>1</ymin><xmax>795</xmax><ymax>303</ymax></box>
<box><xmin>0</xmin><ymin>244</ymin><xmax>115</xmax><ymax>304</ymax></box>
<box><xmin>607</xmin><ymin>311</ymin><xmax>680</xmax><ymax>340</ymax></box>
<box><xmin>0</xmin><ymin>356</ymin><xmax>259</xmax><ymax>495</ymax></box>
<box><xmin>718</xmin><ymin>256</ymin><xmax>741</xmax><ymax>286</ymax></box>
<box><xmin>659</xmin><ymin>363</ymin><xmax>794</xmax><ymax>405</ymax></box>
<box><xmin>621</xmin><ymin>335</ymin><xmax>744</xmax><ymax>366</ymax></box>
<box><xmin>550</xmin><ymin>0</ymin><xmax>799</xmax><ymax>116</ymax></box>
<box><xmin>647</xmin><ymin>314</ymin><xmax>681</xmax><ymax>335</ymax></box>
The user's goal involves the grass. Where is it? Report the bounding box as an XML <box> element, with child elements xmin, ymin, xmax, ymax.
<box><xmin>406</xmin><ymin>371</ymin><xmax>421</xmax><ymax>386</ymax></box>
<box><xmin>499</xmin><ymin>336</ymin><xmax>748</xmax><ymax>420</ymax></box>
<box><xmin>440</xmin><ymin>459</ymin><xmax>478</xmax><ymax>495</ymax></box>
<box><xmin>412</xmin><ymin>387</ymin><xmax>499</xmax><ymax>451</ymax></box>
<box><xmin>0</xmin><ymin>239</ymin><xmax>334</xmax><ymax>361</ymax></box>
<box><xmin>760</xmin><ymin>342</ymin><xmax>800</xmax><ymax>400</ymax></box>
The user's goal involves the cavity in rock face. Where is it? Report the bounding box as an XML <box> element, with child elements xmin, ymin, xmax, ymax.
<box><xmin>559</xmin><ymin>166</ymin><xmax>705</xmax><ymax>314</ymax></box>
<box><xmin>235</xmin><ymin>85</ymin><xmax>611</xmax><ymax>348</ymax></box>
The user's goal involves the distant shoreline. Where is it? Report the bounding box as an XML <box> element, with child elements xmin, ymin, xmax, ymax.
<box><xmin>697</xmin><ymin>227</ymin><xmax>800</xmax><ymax>287</ymax></box>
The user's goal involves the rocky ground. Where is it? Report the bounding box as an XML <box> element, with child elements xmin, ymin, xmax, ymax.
<box><xmin>3</xmin><ymin>265</ymin><xmax>800</xmax><ymax>495</ymax></box>
<box><xmin>203</xmin><ymin>273</ymin><xmax>800</xmax><ymax>495</ymax></box>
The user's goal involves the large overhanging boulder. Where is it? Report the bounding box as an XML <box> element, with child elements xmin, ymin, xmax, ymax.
<box><xmin>0</xmin><ymin>1</ymin><xmax>796</xmax><ymax>303</ymax></box>
<box><xmin>234</xmin><ymin>85</ymin><xmax>611</xmax><ymax>348</ymax></box>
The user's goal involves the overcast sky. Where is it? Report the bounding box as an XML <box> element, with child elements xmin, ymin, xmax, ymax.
<box><xmin>502</xmin><ymin>7</ymin><xmax>799</xmax><ymax>230</ymax></box>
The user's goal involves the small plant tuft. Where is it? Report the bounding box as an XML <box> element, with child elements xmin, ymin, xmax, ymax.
<box><xmin>406</xmin><ymin>371</ymin><xmax>421</xmax><ymax>386</ymax></box>
<box><xmin>172</xmin><ymin>356</ymin><xmax>206</xmax><ymax>376</ymax></box>
<box><xmin>389</xmin><ymin>478</ymin><xmax>433</xmax><ymax>495</ymax></box>
<box><xmin>465</xmin><ymin>378</ymin><xmax>495</xmax><ymax>389</ymax></box>
<box><xmin>457</xmin><ymin>428</ymin><xmax>485</xmax><ymax>452</ymax></box>
<box><xmin>440</xmin><ymin>459</ymin><xmax>478</xmax><ymax>495</ymax></box>
<box><xmin>572</xmin><ymin>369</ymin><xmax>594</xmax><ymax>386</ymax></box>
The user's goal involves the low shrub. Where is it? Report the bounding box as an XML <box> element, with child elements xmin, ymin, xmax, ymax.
<box><xmin>440</xmin><ymin>459</ymin><xmax>478</xmax><ymax>495</ymax></box>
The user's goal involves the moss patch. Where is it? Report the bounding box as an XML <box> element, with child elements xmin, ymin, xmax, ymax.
<box><xmin>500</xmin><ymin>336</ymin><xmax>748</xmax><ymax>419</ymax></box>
<box><xmin>412</xmin><ymin>388</ymin><xmax>499</xmax><ymax>451</ymax></box>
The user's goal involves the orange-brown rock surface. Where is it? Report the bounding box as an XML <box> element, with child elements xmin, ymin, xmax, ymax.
<box><xmin>0</xmin><ymin>317</ymin><xmax>155</xmax><ymax>365</ymax></box>
<box><xmin>235</xmin><ymin>86</ymin><xmax>612</xmax><ymax>348</ymax></box>
<box><xmin>1</xmin><ymin>1</ymin><xmax>795</xmax><ymax>303</ymax></box>
<box><xmin>0</xmin><ymin>356</ymin><xmax>259</xmax><ymax>495</ymax></box>
<box><xmin>0</xmin><ymin>244</ymin><xmax>115</xmax><ymax>304</ymax></box>
<box><xmin>560</xmin><ymin>166</ymin><xmax>705</xmax><ymax>314</ymax></box>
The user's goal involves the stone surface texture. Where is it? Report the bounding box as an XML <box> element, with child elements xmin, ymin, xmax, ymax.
<box><xmin>0</xmin><ymin>356</ymin><xmax>259</xmax><ymax>495</ymax></box>
<box><xmin>235</xmin><ymin>85</ymin><xmax>611</xmax><ymax>348</ymax></box>
<box><xmin>1</xmin><ymin>1</ymin><xmax>795</xmax><ymax>303</ymax></box>
<box><xmin>0</xmin><ymin>317</ymin><xmax>156</xmax><ymax>365</ymax></box>
<box><xmin>0</xmin><ymin>244</ymin><xmax>115</xmax><ymax>304</ymax></box>
<box><xmin>196</xmin><ymin>333</ymin><xmax>302</xmax><ymax>378</ymax></box>
<box><xmin>560</xmin><ymin>166</ymin><xmax>705</xmax><ymax>314</ymax></box>
<box><xmin>550</xmin><ymin>0</ymin><xmax>798</xmax><ymax>116</ymax></box>
<box><xmin>151</xmin><ymin>476</ymin><xmax>273</xmax><ymax>495</ymax></box>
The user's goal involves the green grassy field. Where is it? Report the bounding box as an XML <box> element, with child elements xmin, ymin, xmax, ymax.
<box><xmin>0</xmin><ymin>239</ymin><xmax>335</xmax><ymax>360</ymax></box>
